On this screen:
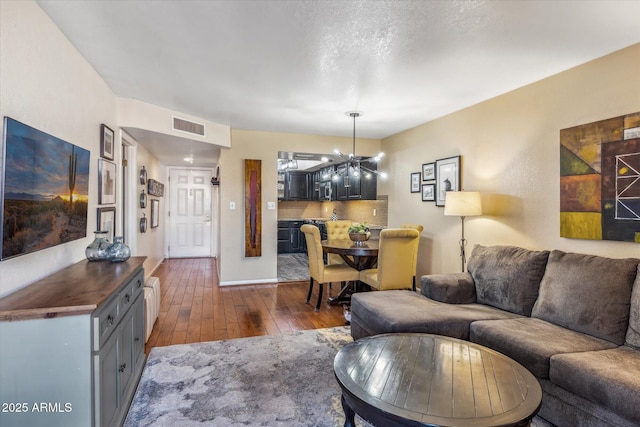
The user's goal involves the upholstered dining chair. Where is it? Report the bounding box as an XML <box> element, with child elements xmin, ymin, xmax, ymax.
<box><xmin>400</xmin><ymin>223</ymin><xmax>423</xmax><ymax>290</ymax></box>
<box><xmin>359</xmin><ymin>228</ymin><xmax>420</xmax><ymax>291</ymax></box>
<box><xmin>401</xmin><ymin>223</ymin><xmax>424</xmax><ymax>233</ymax></box>
<box><xmin>325</xmin><ymin>220</ymin><xmax>353</xmax><ymax>265</ymax></box>
<box><xmin>301</xmin><ymin>224</ymin><xmax>360</xmax><ymax>311</ymax></box>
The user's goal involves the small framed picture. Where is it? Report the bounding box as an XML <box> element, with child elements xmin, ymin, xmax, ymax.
<box><xmin>97</xmin><ymin>207</ymin><xmax>116</xmax><ymax>242</ymax></box>
<box><xmin>410</xmin><ymin>172</ymin><xmax>420</xmax><ymax>193</ymax></box>
<box><xmin>422</xmin><ymin>183</ymin><xmax>435</xmax><ymax>202</ymax></box>
<box><xmin>100</xmin><ymin>124</ymin><xmax>115</xmax><ymax>160</ymax></box>
<box><xmin>435</xmin><ymin>155</ymin><xmax>461</xmax><ymax>207</ymax></box>
<box><xmin>422</xmin><ymin>162</ymin><xmax>435</xmax><ymax>181</ymax></box>
<box><xmin>98</xmin><ymin>159</ymin><xmax>117</xmax><ymax>205</ymax></box>
<box><xmin>151</xmin><ymin>199</ymin><xmax>160</xmax><ymax>228</ymax></box>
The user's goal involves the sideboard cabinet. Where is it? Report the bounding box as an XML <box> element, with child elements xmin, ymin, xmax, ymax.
<box><xmin>0</xmin><ymin>257</ymin><xmax>147</xmax><ymax>427</ymax></box>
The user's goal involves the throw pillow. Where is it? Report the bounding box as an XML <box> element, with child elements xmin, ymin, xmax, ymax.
<box><xmin>626</xmin><ymin>265</ymin><xmax>640</xmax><ymax>349</ymax></box>
<box><xmin>467</xmin><ymin>245</ymin><xmax>550</xmax><ymax>316</ymax></box>
<box><xmin>532</xmin><ymin>250</ymin><xmax>639</xmax><ymax>345</ymax></box>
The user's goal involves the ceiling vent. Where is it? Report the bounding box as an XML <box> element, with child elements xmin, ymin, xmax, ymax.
<box><xmin>172</xmin><ymin>116</ymin><xmax>205</xmax><ymax>136</ymax></box>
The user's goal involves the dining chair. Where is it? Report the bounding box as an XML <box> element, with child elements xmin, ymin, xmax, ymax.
<box><xmin>401</xmin><ymin>223</ymin><xmax>423</xmax><ymax>290</ymax></box>
<box><xmin>325</xmin><ymin>220</ymin><xmax>353</xmax><ymax>265</ymax></box>
<box><xmin>359</xmin><ymin>228</ymin><xmax>420</xmax><ymax>291</ymax></box>
<box><xmin>301</xmin><ymin>224</ymin><xmax>360</xmax><ymax>311</ymax></box>
<box><xmin>401</xmin><ymin>223</ymin><xmax>424</xmax><ymax>233</ymax></box>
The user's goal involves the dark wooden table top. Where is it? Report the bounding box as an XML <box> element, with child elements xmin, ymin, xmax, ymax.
<box><xmin>334</xmin><ymin>333</ymin><xmax>542</xmax><ymax>427</ymax></box>
<box><xmin>321</xmin><ymin>239</ymin><xmax>378</xmax><ymax>271</ymax></box>
<box><xmin>0</xmin><ymin>257</ymin><xmax>146</xmax><ymax>321</ymax></box>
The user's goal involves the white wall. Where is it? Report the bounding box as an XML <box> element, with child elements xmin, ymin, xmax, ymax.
<box><xmin>0</xmin><ymin>1</ymin><xmax>189</xmax><ymax>296</ymax></box>
<box><xmin>381</xmin><ymin>43</ymin><xmax>640</xmax><ymax>277</ymax></box>
<box><xmin>0</xmin><ymin>1</ymin><xmax>117</xmax><ymax>296</ymax></box>
<box><xmin>135</xmin><ymin>143</ymin><xmax>166</xmax><ymax>275</ymax></box>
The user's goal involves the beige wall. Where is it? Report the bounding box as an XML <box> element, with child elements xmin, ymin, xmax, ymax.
<box><xmin>219</xmin><ymin>130</ymin><xmax>381</xmax><ymax>284</ymax></box>
<box><xmin>0</xmin><ymin>1</ymin><xmax>175</xmax><ymax>296</ymax></box>
<box><xmin>381</xmin><ymin>43</ymin><xmax>640</xmax><ymax>277</ymax></box>
<box><xmin>0</xmin><ymin>1</ymin><xmax>118</xmax><ymax>296</ymax></box>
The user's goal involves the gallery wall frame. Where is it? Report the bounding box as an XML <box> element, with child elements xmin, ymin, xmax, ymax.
<box><xmin>97</xmin><ymin>207</ymin><xmax>116</xmax><ymax>242</ymax></box>
<box><xmin>245</xmin><ymin>159</ymin><xmax>262</xmax><ymax>257</ymax></box>
<box><xmin>422</xmin><ymin>183</ymin><xmax>435</xmax><ymax>202</ymax></box>
<box><xmin>410</xmin><ymin>172</ymin><xmax>420</xmax><ymax>193</ymax></box>
<box><xmin>98</xmin><ymin>159</ymin><xmax>117</xmax><ymax>205</ymax></box>
<box><xmin>1</xmin><ymin>117</ymin><xmax>90</xmax><ymax>260</ymax></box>
<box><xmin>422</xmin><ymin>162</ymin><xmax>435</xmax><ymax>181</ymax></box>
<box><xmin>435</xmin><ymin>155</ymin><xmax>461</xmax><ymax>207</ymax></box>
<box><xmin>148</xmin><ymin>179</ymin><xmax>164</xmax><ymax>197</ymax></box>
<box><xmin>150</xmin><ymin>199</ymin><xmax>159</xmax><ymax>228</ymax></box>
<box><xmin>151</xmin><ymin>199</ymin><xmax>160</xmax><ymax>228</ymax></box>
<box><xmin>100</xmin><ymin>124</ymin><xmax>114</xmax><ymax>161</ymax></box>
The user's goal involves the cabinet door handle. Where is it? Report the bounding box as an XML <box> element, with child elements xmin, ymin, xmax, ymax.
<box><xmin>119</xmin><ymin>363</ymin><xmax>127</xmax><ymax>373</ymax></box>
<box><xmin>107</xmin><ymin>315</ymin><xmax>114</xmax><ymax>325</ymax></box>
<box><xmin>135</xmin><ymin>337</ymin><xmax>140</xmax><ymax>342</ymax></box>
<box><xmin>125</xmin><ymin>294</ymin><xmax>130</xmax><ymax>303</ymax></box>
<box><xmin>137</xmin><ymin>280</ymin><xmax>142</xmax><ymax>288</ymax></box>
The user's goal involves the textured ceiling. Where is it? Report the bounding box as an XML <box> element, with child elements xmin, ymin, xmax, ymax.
<box><xmin>36</xmin><ymin>0</ymin><xmax>640</xmax><ymax>164</ymax></box>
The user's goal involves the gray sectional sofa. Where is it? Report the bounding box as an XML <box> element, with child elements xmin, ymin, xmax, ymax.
<box><xmin>350</xmin><ymin>245</ymin><xmax>640</xmax><ymax>426</ymax></box>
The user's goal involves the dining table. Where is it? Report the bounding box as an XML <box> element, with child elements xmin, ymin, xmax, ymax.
<box><xmin>320</xmin><ymin>238</ymin><xmax>379</xmax><ymax>305</ymax></box>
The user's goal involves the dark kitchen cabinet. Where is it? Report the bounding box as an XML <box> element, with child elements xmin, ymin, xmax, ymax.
<box><xmin>335</xmin><ymin>159</ymin><xmax>377</xmax><ymax>200</ymax></box>
<box><xmin>277</xmin><ymin>220</ymin><xmax>306</xmax><ymax>254</ymax></box>
<box><xmin>279</xmin><ymin>172</ymin><xmax>311</xmax><ymax>201</ymax></box>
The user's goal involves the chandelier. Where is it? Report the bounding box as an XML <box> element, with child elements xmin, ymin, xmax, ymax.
<box><xmin>328</xmin><ymin>111</ymin><xmax>387</xmax><ymax>186</ymax></box>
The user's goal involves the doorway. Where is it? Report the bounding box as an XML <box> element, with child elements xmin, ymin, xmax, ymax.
<box><xmin>168</xmin><ymin>168</ymin><xmax>214</xmax><ymax>258</ymax></box>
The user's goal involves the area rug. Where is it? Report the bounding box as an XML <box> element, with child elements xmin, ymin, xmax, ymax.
<box><xmin>125</xmin><ymin>327</ymin><xmax>552</xmax><ymax>427</ymax></box>
<box><xmin>124</xmin><ymin>326</ymin><xmax>356</xmax><ymax>426</ymax></box>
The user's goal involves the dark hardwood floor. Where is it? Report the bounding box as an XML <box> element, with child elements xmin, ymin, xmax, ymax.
<box><xmin>144</xmin><ymin>257</ymin><xmax>348</xmax><ymax>354</ymax></box>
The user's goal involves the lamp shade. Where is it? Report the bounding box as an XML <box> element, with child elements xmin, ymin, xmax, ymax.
<box><xmin>444</xmin><ymin>191</ymin><xmax>482</xmax><ymax>217</ymax></box>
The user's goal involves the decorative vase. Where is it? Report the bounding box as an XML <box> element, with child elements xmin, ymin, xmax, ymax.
<box><xmin>106</xmin><ymin>236</ymin><xmax>131</xmax><ymax>263</ymax></box>
<box><xmin>86</xmin><ymin>231</ymin><xmax>111</xmax><ymax>261</ymax></box>
<box><xmin>349</xmin><ymin>232</ymin><xmax>370</xmax><ymax>246</ymax></box>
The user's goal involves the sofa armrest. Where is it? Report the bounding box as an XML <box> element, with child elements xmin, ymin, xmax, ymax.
<box><xmin>420</xmin><ymin>273</ymin><xmax>477</xmax><ymax>304</ymax></box>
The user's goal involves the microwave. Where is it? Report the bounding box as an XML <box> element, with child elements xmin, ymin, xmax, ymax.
<box><xmin>319</xmin><ymin>181</ymin><xmax>332</xmax><ymax>200</ymax></box>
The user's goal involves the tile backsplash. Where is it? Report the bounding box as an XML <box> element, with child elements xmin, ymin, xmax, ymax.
<box><xmin>278</xmin><ymin>197</ymin><xmax>388</xmax><ymax>226</ymax></box>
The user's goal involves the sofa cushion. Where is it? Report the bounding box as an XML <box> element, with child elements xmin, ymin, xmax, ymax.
<box><xmin>466</xmin><ymin>245</ymin><xmax>550</xmax><ymax>316</ymax></box>
<box><xmin>350</xmin><ymin>290</ymin><xmax>521</xmax><ymax>340</ymax></box>
<box><xmin>420</xmin><ymin>272</ymin><xmax>476</xmax><ymax>304</ymax></box>
<box><xmin>531</xmin><ymin>250</ymin><xmax>639</xmax><ymax>345</ymax></box>
<box><xmin>549</xmin><ymin>347</ymin><xmax>640</xmax><ymax>424</ymax></box>
<box><xmin>626</xmin><ymin>265</ymin><xmax>640</xmax><ymax>349</ymax></box>
<box><xmin>470</xmin><ymin>318</ymin><xmax>617</xmax><ymax>378</ymax></box>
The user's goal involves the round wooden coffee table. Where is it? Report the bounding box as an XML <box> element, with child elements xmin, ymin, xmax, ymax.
<box><xmin>334</xmin><ymin>333</ymin><xmax>542</xmax><ymax>427</ymax></box>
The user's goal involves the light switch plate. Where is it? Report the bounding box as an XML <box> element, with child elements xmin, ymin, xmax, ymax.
<box><xmin>267</xmin><ymin>201</ymin><xmax>276</xmax><ymax>210</ymax></box>
<box><xmin>229</xmin><ymin>201</ymin><xmax>236</xmax><ymax>210</ymax></box>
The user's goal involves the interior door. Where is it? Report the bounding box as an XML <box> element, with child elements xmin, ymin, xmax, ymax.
<box><xmin>169</xmin><ymin>169</ymin><xmax>212</xmax><ymax>258</ymax></box>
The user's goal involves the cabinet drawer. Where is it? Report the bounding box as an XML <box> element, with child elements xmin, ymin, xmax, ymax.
<box><xmin>119</xmin><ymin>270</ymin><xmax>144</xmax><ymax>315</ymax></box>
<box><xmin>93</xmin><ymin>296</ymin><xmax>120</xmax><ymax>351</ymax></box>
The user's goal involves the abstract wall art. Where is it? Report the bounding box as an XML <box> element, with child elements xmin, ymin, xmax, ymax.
<box><xmin>1</xmin><ymin>117</ymin><xmax>90</xmax><ymax>260</ymax></box>
<box><xmin>244</xmin><ymin>159</ymin><xmax>262</xmax><ymax>257</ymax></box>
<box><xmin>560</xmin><ymin>112</ymin><xmax>640</xmax><ymax>243</ymax></box>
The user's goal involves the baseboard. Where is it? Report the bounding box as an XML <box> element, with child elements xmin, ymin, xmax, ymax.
<box><xmin>220</xmin><ymin>278</ymin><xmax>278</xmax><ymax>286</ymax></box>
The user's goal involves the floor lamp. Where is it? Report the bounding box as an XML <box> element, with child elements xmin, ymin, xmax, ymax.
<box><xmin>444</xmin><ymin>191</ymin><xmax>482</xmax><ymax>272</ymax></box>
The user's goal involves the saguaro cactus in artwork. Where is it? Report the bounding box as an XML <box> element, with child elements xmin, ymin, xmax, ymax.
<box><xmin>68</xmin><ymin>146</ymin><xmax>78</xmax><ymax>212</ymax></box>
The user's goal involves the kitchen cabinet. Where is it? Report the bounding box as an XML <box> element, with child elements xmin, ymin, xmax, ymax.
<box><xmin>0</xmin><ymin>258</ymin><xmax>146</xmax><ymax>427</ymax></box>
<box><xmin>277</xmin><ymin>220</ymin><xmax>306</xmax><ymax>253</ymax></box>
<box><xmin>335</xmin><ymin>159</ymin><xmax>377</xmax><ymax>200</ymax></box>
<box><xmin>278</xmin><ymin>171</ymin><xmax>310</xmax><ymax>200</ymax></box>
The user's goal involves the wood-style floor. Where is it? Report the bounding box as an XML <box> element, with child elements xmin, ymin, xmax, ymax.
<box><xmin>144</xmin><ymin>257</ymin><xmax>348</xmax><ymax>354</ymax></box>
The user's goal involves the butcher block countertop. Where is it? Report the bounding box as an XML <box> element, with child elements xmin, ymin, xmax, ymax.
<box><xmin>0</xmin><ymin>256</ymin><xmax>146</xmax><ymax>322</ymax></box>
